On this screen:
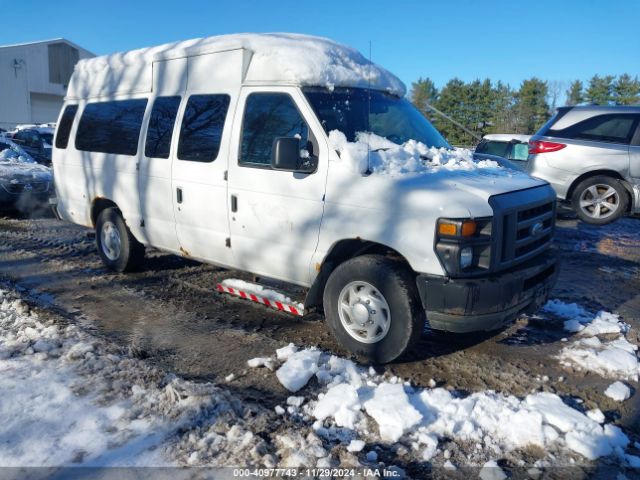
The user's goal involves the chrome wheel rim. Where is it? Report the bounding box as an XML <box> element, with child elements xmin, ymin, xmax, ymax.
<box><xmin>579</xmin><ymin>184</ymin><xmax>620</xmax><ymax>220</ymax></box>
<box><xmin>100</xmin><ymin>221</ymin><xmax>121</xmax><ymax>261</ymax></box>
<box><xmin>338</xmin><ymin>281</ymin><xmax>391</xmax><ymax>344</ymax></box>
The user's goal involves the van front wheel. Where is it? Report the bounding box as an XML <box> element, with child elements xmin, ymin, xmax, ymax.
<box><xmin>323</xmin><ymin>255</ymin><xmax>424</xmax><ymax>364</ymax></box>
<box><xmin>95</xmin><ymin>208</ymin><xmax>144</xmax><ymax>272</ymax></box>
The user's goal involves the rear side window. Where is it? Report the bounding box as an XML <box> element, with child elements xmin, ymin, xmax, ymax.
<box><xmin>510</xmin><ymin>143</ymin><xmax>529</xmax><ymax>161</ymax></box>
<box><xmin>145</xmin><ymin>96</ymin><xmax>181</xmax><ymax>159</ymax></box>
<box><xmin>76</xmin><ymin>99</ymin><xmax>148</xmax><ymax>155</ymax></box>
<box><xmin>476</xmin><ymin>141</ymin><xmax>509</xmax><ymax>158</ymax></box>
<box><xmin>55</xmin><ymin>105</ymin><xmax>78</xmax><ymax>149</ymax></box>
<box><xmin>177</xmin><ymin>94</ymin><xmax>230</xmax><ymax>162</ymax></box>
<box><xmin>240</xmin><ymin>93</ymin><xmax>309</xmax><ymax>167</ymax></box>
<box><xmin>549</xmin><ymin>114</ymin><xmax>638</xmax><ymax>144</ymax></box>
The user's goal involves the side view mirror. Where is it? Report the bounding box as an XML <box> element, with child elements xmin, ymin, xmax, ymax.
<box><xmin>271</xmin><ymin>137</ymin><xmax>317</xmax><ymax>174</ymax></box>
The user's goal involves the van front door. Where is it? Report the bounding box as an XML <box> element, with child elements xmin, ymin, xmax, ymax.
<box><xmin>227</xmin><ymin>87</ymin><xmax>328</xmax><ymax>285</ymax></box>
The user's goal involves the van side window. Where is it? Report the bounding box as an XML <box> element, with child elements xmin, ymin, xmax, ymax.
<box><xmin>76</xmin><ymin>99</ymin><xmax>148</xmax><ymax>155</ymax></box>
<box><xmin>145</xmin><ymin>96</ymin><xmax>181</xmax><ymax>159</ymax></box>
<box><xmin>240</xmin><ymin>93</ymin><xmax>309</xmax><ymax>167</ymax></box>
<box><xmin>55</xmin><ymin>105</ymin><xmax>78</xmax><ymax>149</ymax></box>
<box><xmin>177</xmin><ymin>94</ymin><xmax>230</xmax><ymax>162</ymax></box>
<box><xmin>550</xmin><ymin>114</ymin><xmax>638</xmax><ymax>144</ymax></box>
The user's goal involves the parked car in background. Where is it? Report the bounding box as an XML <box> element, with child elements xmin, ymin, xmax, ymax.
<box><xmin>0</xmin><ymin>137</ymin><xmax>53</xmax><ymax>213</ymax></box>
<box><xmin>528</xmin><ymin>106</ymin><xmax>640</xmax><ymax>225</ymax></box>
<box><xmin>8</xmin><ymin>125</ymin><xmax>55</xmax><ymax>165</ymax></box>
<box><xmin>475</xmin><ymin>134</ymin><xmax>531</xmax><ymax>170</ymax></box>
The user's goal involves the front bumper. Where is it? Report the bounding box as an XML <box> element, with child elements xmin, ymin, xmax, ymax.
<box><xmin>417</xmin><ymin>250</ymin><xmax>559</xmax><ymax>333</ymax></box>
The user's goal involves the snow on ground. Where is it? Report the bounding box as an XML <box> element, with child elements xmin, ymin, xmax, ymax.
<box><xmin>221</xmin><ymin>278</ymin><xmax>304</xmax><ymax>311</ymax></box>
<box><xmin>543</xmin><ymin>300</ymin><xmax>639</xmax><ymax>381</ymax></box>
<box><xmin>0</xmin><ymin>287</ymin><xmax>266</xmax><ymax>467</ymax></box>
<box><xmin>604</xmin><ymin>381</ymin><xmax>632</xmax><ymax>402</ymax></box>
<box><xmin>248</xmin><ymin>344</ymin><xmax>639</xmax><ymax>467</ymax></box>
<box><xmin>328</xmin><ymin>130</ymin><xmax>505</xmax><ymax>176</ymax></box>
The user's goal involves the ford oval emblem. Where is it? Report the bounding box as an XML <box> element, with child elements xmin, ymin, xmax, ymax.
<box><xmin>530</xmin><ymin>221</ymin><xmax>544</xmax><ymax>237</ymax></box>
<box><xmin>23</xmin><ymin>184</ymin><xmax>33</xmax><ymax>191</ymax></box>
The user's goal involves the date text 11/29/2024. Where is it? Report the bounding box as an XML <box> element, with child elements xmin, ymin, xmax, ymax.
<box><xmin>232</xmin><ymin>468</ymin><xmax>402</xmax><ymax>477</ymax></box>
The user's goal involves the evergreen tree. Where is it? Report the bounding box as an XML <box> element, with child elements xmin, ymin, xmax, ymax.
<box><xmin>565</xmin><ymin>80</ymin><xmax>584</xmax><ymax>106</ymax></box>
<box><xmin>489</xmin><ymin>81</ymin><xmax>516</xmax><ymax>133</ymax></box>
<box><xmin>612</xmin><ymin>74</ymin><xmax>640</xmax><ymax>105</ymax></box>
<box><xmin>585</xmin><ymin>75</ymin><xmax>614</xmax><ymax>105</ymax></box>
<box><xmin>514</xmin><ymin>78</ymin><xmax>549</xmax><ymax>134</ymax></box>
<box><xmin>432</xmin><ymin>78</ymin><xmax>470</xmax><ymax>145</ymax></box>
<box><xmin>409</xmin><ymin>77</ymin><xmax>438</xmax><ymax>112</ymax></box>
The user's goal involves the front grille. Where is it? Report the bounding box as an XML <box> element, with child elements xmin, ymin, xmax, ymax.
<box><xmin>499</xmin><ymin>200</ymin><xmax>555</xmax><ymax>268</ymax></box>
<box><xmin>488</xmin><ymin>186</ymin><xmax>557</xmax><ymax>273</ymax></box>
<box><xmin>2</xmin><ymin>182</ymin><xmax>49</xmax><ymax>194</ymax></box>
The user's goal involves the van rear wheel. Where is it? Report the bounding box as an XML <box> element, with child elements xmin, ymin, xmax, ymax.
<box><xmin>571</xmin><ymin>176</ymin><xmax>627</xmax><ymax>225</ymax></box>
<box><xmin>323</xmin><ymin>255</ymin><xmax>424</xmax><ymax>364</ymax></box>
<box><xmin>95</xmin><ymin>208</ymin><xmax>144</xmax><ymax>272</ymax></box>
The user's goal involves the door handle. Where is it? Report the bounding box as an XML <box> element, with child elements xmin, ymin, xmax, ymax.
<box><xmin>176</xmin><ymin>187</ymin><xmax>183</xmax><ymax>204</ymax></box>
<box><xmin>231</xmin><ymin>194</ymin><xmax>238</xmax><ymax>212</ymax></box>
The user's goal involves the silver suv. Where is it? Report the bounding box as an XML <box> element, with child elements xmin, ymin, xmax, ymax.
<box><xmin>527</xmin><ymin>105</ymin><xmax>640</xmax><ymax>225</ymax></box>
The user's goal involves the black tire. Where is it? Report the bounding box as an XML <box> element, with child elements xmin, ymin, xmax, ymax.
<box><xmin>95</xmin><ymin>207</ymin><xmax>145</xmax><ymax>272</ymax></box>
<box><xmin>571</xmin><ymin>175</ymin><xmax>628</xmax><ymax>225</ymax></box>
<box><xmin>323</xmin><ymin>255</ymin><xmax>425</xmax><ymax>364</ymax></box>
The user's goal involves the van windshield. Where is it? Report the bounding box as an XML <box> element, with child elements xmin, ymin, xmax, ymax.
<box><xmin>303</xmin><ymin>87</ymin><xmax>450</xmax><ymax>149</ymax></box>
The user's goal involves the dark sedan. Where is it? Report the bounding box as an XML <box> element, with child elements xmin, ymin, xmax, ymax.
<box><xmin>0</xmin><ymin>138</ymin><xmax>53</xmax><ymax>213</ymax></box>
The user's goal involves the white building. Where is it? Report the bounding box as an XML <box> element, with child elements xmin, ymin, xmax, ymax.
<box><xmin>0</xmin><ymin>39</ymin><xmax>94</xmax><ymax>130</ymax></box>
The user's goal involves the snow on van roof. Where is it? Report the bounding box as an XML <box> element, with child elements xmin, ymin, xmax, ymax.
<box><xmin>72</xmin><ymin>33</ymin><xmax>405</xmax><ymax>96</ymax></box>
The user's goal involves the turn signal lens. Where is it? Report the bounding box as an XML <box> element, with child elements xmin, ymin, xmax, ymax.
<box><xmin>438</xmin><ymin>218</ymin><xmax>477</xmax><ymax>237</ymax></box>
<box><xmin>460</xmin><ymin>220</ymin><xmax>477</xmax><ymax>237</ymax></box>
<box><xmin>438</xmin><ymin>222</ymin><xmax>457</xmax><ymax>236</ymax></box>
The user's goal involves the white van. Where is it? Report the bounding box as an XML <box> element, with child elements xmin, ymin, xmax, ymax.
<box><xmin>52</xmin><ymin>33</ymin><xmax>558</xmax><ymax>363</ymax></box>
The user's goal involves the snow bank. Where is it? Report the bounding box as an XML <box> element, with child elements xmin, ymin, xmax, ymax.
<box><xmin>75</xmin><ymin>33</ymin><xmax>405</xmax><ymax>96</ymax></box>
<box><xmin>221</xmin><ymin>279</ymin><xmax>304</xmax><ymax>311</ymax></box>
<box><xmin>269</xmin><ymin>346</ymin><xmax>634</xmax><ymax>462</ymax></box>
<box><xmin>544</xmin><ymin>300</ymin><xmax>639</xmax><ymax>381</ymax></box>
<box><xmin>0</xmin><ymin>288</ymin><xmax>265</xmax><ymax>467</ymax></box>
<box><xmin>328</xmin><ymin>130</ymin><xmax>503</xmax><ymax>176</ymax></box>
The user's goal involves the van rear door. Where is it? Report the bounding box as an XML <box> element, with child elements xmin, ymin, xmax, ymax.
<box><xmin>137</xmin><ymin>58</ymin><xmax>186</xmax><ymax>251</ymax></box>
<box><xmin>227</xmin><ymin>87</ymin><xmax>328</xmax><ymax>285</ymax></box>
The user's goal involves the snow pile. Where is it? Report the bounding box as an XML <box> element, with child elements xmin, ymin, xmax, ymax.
<box><xmin>276</xmin><ymin>349</ymin><xmax>321</xmax><ymax>392</ymax></box>
<box><xmin>221</xmin><ymin>279</ymin><xmax>304</xmax><ymax>311</ymax></box>
<box><xmin>542</xmin><ymin>299</ymin><xmax>592</xmax><ymax>333</ymax></box>
<box><xmin>604</xmin><ymin>381</ymin><xmax>632</xmax><ymax>402</ymax></box>
<box><xmin>543</xmin><ymin>300</ymin><xmax>639</xmax><ymax>381</ymax></box>
<box><xmin>267</xmin><ymin>347</ymin><xmax>634</xmax><ymax>463</ymax></box>
<box><xmin>0</xmin><ymin>287</ymin><xmax>265</xmax><ymax>467</ymax></box>
<box><xmin>328</xmin><ymin>130</ymin><xmax>503</xmax><ymax>176</ymax></box>
<box><xmin>74</xmin><ymin>33</ymin><xmax>405</xmax><ymax>96</ymax></box>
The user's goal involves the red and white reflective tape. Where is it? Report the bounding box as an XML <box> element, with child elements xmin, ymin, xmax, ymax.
<box><xmin>216</xmin><ymin>283</ymin><xmax>304</xmax><ymax>316</ymax></box>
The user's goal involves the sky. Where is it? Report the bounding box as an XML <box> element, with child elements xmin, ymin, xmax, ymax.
<box><xmin>1</xmin><ymin>0</ymin><xmax>638</xmax><ymax>95</ymax></box>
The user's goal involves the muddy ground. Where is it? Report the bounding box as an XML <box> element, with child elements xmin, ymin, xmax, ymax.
<box><xmin>0</xmin><ymin>212</ymin><xmax>638</xmax><ymax>445</ymax></box>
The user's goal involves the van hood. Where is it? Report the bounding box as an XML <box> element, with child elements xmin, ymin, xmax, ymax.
<box><xmin>328</xmin><ymin>164</ymin><xmax>548</xmax><ymax>220</ymax></box>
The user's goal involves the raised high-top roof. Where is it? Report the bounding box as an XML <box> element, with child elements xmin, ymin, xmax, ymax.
<box><xmin>68</xmin><ymin>33</ymin><xmax>405</xmax><ymax>100</ymax></box>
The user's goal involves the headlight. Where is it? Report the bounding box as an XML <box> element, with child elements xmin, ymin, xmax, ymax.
<box><xmin>435</xmin><ymin>217</ymin><xmax>492</xmax><ymax>276</ymax></box>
